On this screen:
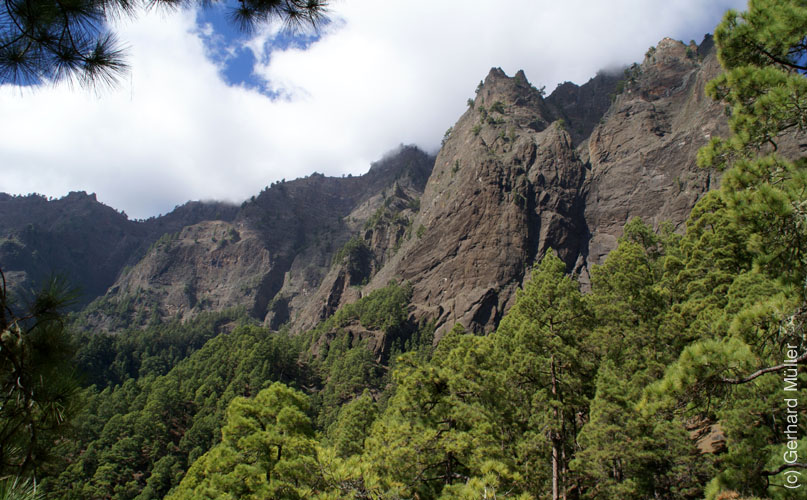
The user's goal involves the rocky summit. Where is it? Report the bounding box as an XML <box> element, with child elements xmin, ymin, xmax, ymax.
<box><xmin>0</xmin><ymin>36</ymin><xmax>758</xmax><ymax>338</ymax></box>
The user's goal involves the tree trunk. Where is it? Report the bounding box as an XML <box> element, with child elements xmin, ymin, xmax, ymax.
<box><xmin>551</xmin><ymin>355</ymin><xmax>560</xmax><ymax>500</ymax></box>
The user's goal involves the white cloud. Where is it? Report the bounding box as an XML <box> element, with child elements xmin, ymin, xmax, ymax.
<box><xmin>0</xmin><ymin>0</ymin><xmax>747</xmax><ymax>219</ymax></box>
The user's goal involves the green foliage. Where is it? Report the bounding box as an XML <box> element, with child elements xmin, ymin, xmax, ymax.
<box><xmin>698</xmin><ymin>0</ymin><xmax>807</xmax><ymax>286</ymax></box>
<box><xmin>490</xmin><ymin>100</ymin><xmax>506</xmax><ymax>114</ymax></box>
<box><xmin>494</xmin><ymin>251</ymin><xmax>594</xmax><ymax>496</ymax></box>
<box><xmin>316</xmin><ymin>341</ymin><xmax>383</xmax><ymax>429</ymax></box>
<box><xmin>619</xmin><ymin>63</ymin><xmax>641</xmax><ymax>95</ymax></box>
<box><xmin>0</xmin><ymin>477</ymin><xmax>44</xmax><ymax>500</ymax></box>
<box><xmin>51</xmin><ymin>325</ymin><xmax>305</xmax><ymax>499</ymax></box>
<box><xmin>639</xmin><ymin>3</ymin><xmax>807</xmax><ymax>496</ymax></box>
<box><xmin>0</xmin><ymin>0</ymin><xmax>328</xmax><ymax>87</ymax></box>
<box><xmin>363</xmin><ymin>204</ymin><xmax>408</xmax><ymax>232</ymax></box>
<box><xmin>333</xmin><ymin>236</ymin><xmax>368</xmax><ymax>263</ymax></box>
<box><xmin>304</xmin><ymin>282</ymin><xmax>415</xmax><ymax>429</ymax></box>
<box><xmin>442</xmin><ymin>127</ymin><xmax>453</xmax><ymax>147</ymax></box>
<box><xmin>333</xmin><ymin>236</ymin><xmax>373</xmax><ymax>285</ymax></box>
<box><xmin>73</xmin><ymin>308</ymin><xmax>248</xmax><ymax>388</ymax></box>
<box><xmin>352</xmin><ymin>252</ymin><xmax>597</xmax><ymax>498</ymax></box>
<box><xmin>351</xmin><ymin>281</ymin><xmax>411</xmax><ymax>332</ymax></box>
<box><xmin>363</xmin><ymin>340</ymin><xmax>506</xmax><ymax>498</ymax></box>
<box><xmin>572</xmin><ymin>361</ymin><xmax>710</xmax><ymax>500</ymax></box>
<box><xmin>0</xmin><ymin>272</ymin><xmax>81</xmax><ymax>480</ymax></box>
<box><xmin>150</xmin><ymin>231</ymin><xmax>178</xmax><ymax>251</ymax></box>
<box><xmin>167</xmin><ymin>383</ymin><xmax>319</xmax><ymax>500</ymax></box>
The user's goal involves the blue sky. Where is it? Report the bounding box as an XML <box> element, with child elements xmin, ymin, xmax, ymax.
<box><xmin>194</xmin><ymin>2</ymin><xmax>325</xmax><ymax>92</ymax></box>
<box><xmin>0</xmin><ymin>0</ymin><xmax>747</xmax><ymax>219</ymax></box>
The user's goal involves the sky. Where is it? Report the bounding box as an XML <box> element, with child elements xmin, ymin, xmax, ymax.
<box><xmin>0</xmin><ymin>0</ymin><xmax>747</xmax><ymax>220</ymax></box>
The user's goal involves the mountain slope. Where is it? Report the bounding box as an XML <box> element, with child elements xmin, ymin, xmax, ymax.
<box><xmin>352</xmin><ymin>36</ymin><xmax>732</xmax><ymax>334</ymax></box>
<box><xmin>0</xmin><ymin>191</ymin><xmax>237</xmax><ymax>306</ymax></box>
<box><xmin>79</xmin><ymin>146</ymin><xmax>435</xmax><ymax>332</ymax></box>
<box><xmin>1</xmin><ymin>35</ymin><xmax>752</xmax><ymax>338</ymax></box>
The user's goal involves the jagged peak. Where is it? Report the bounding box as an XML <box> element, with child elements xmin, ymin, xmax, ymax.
<box><xmin>481</xmin><ymin>67</ymin><xmax>539</xmax><ymax>94</ymax></box>
<box><xmin>642</xmin><ymin>36</ymin><xmax>704</xmax><ymax>68</ymax></box>
<box><xmin>63</xmin><ymin>191</ymin><xmax>97</xmax><ymax>202</ymax></box>
<box><xmin>514</xmin><ymin>69</ymin><xmax>529</xmax><ymax>85</ymax></box>
<box><xmin>697</xmin><ymin>33</ymin><xmax>715</xmax><ymax>58</ymax></box>
<box><xmin>473</xmin><ymin>67</ymin><xmax>547</xmax><ymax>117</ymax></box>
<box><xmin>485</xmin><ymin>67</ymin><xmax>508</xmax><ymax>81</ymax></box>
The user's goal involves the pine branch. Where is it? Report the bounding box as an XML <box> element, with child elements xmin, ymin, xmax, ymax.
<box><xmin>761</xmin><ymin>462</ymin><xmax>807</xmax><ymax>477</ymax></box>
<box><xmin>747</xmin><ymin>34</ymin><xmax>807</xmax><ymax>72</ymax></box>
<box><xmin>721</xmin><ymin>350</ymin><xmax>807</xmax><ymax>384</ymax></box>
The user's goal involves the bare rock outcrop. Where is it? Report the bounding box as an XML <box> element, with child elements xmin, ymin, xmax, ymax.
<box><xmin>583</xmin><ymin>37</ymin><xmax>727</xmax><ymax>268</ymax></box>
<box><xmin>367</xmin><ymin>68</ymin><xmax>588</xmax><ymax>335</ymax></box>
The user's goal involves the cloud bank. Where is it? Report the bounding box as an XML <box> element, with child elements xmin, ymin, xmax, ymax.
<box><xmin>0</xmin><ymin>0</ymin><xmax>746</xmax><ymax>219</ymax></box>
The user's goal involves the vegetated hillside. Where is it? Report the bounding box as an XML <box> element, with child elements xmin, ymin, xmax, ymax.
<box><xmin>75</xmin><ymin>145</ymin><xmax>435</xmax><ymax>332</ymax></box>
<box><xmin>0</xmin><ymin>191</ymin><xmax>238</xmax><ymax>307</ymax></box>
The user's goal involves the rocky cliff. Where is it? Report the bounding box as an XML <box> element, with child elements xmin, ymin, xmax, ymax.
<box><xmin>354</xmin><ymin>36</ymin><xmax>730</xmax><ymax>335</ymax></box>
<box><xmin>0</xmin><ymin>35</ymin><xmax>744</xmax><ymax>339</ymax></box>
<box><xmin>77</xmin><ymin>145</ymin><xmax>434</xmax><ymax>331</ymax></box>
<box><xmin>582</xmin><ymin>37</ymin><xmax>727</xmax><ymax>272</ymax></box>
<box><xmin>0</xmin><ymin>191</ymin><xmax>237</xmax><ymax>307</ymax></box>
<box><xmin>363</xmin><ymin>67</ymin><xmax>588</xmax><ymax>334</ymax></box>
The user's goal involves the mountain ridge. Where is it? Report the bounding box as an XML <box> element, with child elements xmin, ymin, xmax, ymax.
<box><xmin>0</xmin><ymin>34</ymin><xmax>753</xmax><ymax>338</ymax></box>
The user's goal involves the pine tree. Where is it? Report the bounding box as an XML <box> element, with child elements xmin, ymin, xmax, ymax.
<box><xmin>698</xmin><ymin>0</ymin><xmax>807</xmax><ymax>285</ymax></box>
<box><xmin>0</xmin><ymin>269</ymin><xmax>81</xmax><ymax>482</ymax></box>
<box><xmin>493</xmin><ymin>250</ymin><xmax>594</xmax><ymax>500</ymax></box>
<box><xmin>647</xmin><ymin>1</ymin><xmax>807</xmax><ymax>494</ymax></box>
<box><xmin>167</xmin><ymin>382</ymin><xmax>320</xmax><ymax>500</ymax></box>
<box><xmin>362</xmin><ymin>340</ymin><xmax>507</xmax><ymax>499</ymax></box>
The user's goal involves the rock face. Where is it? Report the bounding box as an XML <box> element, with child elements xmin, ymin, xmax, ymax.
<box><xmin>582</xmin><ymin>37</ymin><xmax>727</xmax><ymax>270</ymax></box>
<box><xmin>83</xmin><ymin>221</ymin><xmax>272</xmax><ymax>331</ymax></box>
<box><xmin>0</xmin><ymin>191</ymin><xmax>237</xmax><ymax>307</ymax></box>
<box><xmin>0</xmin><ymin>35</ymin><xmax>749</xmax><ymax>338</ymax></box>
<box><xmin>79</xmin><ymin>146</ymin><xmax>434</xmax><ymax>331</ymax></box>
<box><xmin>366</xmin><ymin>68</ymin><xmax>589</xmax><ymax>334</ymax></box>
<box><xmin>361</xmin><ymin>37</ymin><xmax>731</xmax><ymax>335</ymax></box>
<box><xmin>545</xmin><ymin>70</ymin><xmax>623</xmax><ymax>147</ymax></box>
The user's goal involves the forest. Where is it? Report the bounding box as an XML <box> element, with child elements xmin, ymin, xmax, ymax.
<box><xmin>1</xmin><ymin>0</ymin><xmax>806</xmax><ymax>498</ymax></box>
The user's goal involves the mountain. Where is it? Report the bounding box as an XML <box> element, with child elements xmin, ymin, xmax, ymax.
<box><xmin>359</xmin><ymin>36</ymin><xmax>731</xmax><ymax>335</ymax></box>
<box><xmin>74</xmin><ymin>146</ymin><xmax>434</xmax><ymax>332</ymax></box>
<box><xmin>0</xmin><ymin>191</ymin><xmax>238</xmax><ymax>307</ymax></box>
<box><xmin>0</xmin><ymin>35</ymin><xmax>756</xmax><ymax>337</ymax></box>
